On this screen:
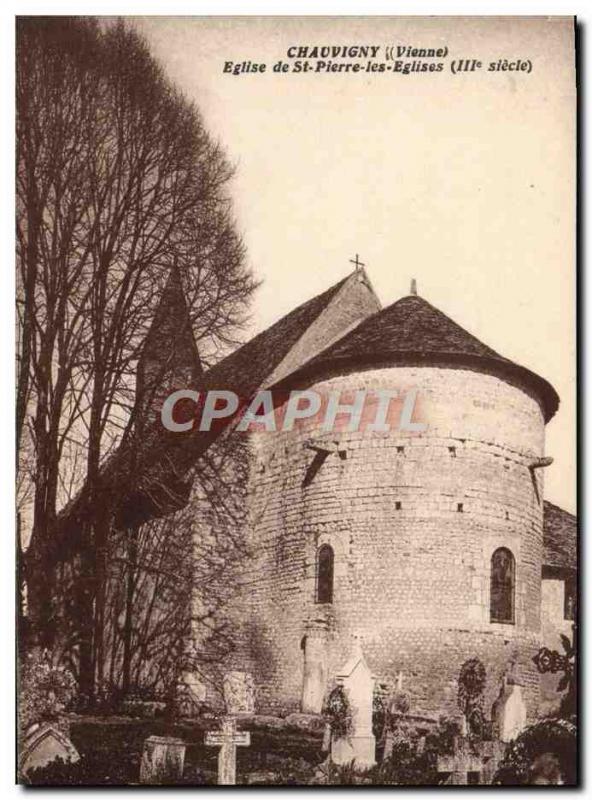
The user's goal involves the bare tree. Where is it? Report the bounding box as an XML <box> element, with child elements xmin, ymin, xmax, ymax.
<box><xmin>17</xmin><ymin>17</ymin><xmax>105</xmax><ymax>650</ymax></box>
<box><xmin>16</xmin><ymin>16</ymin><xmax>257</xmax><ymax>701</ymax></box>
<box><xmin>85</xmin><ymin>433</ymin><xmax>251</xmax><ymax>704</ymax></box>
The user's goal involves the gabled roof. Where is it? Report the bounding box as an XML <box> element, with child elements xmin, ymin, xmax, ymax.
<box><xmin>202</xmin><ymin>275</ymin><xmax>349</xmax><ymax>394</ymax></box>
<box><xmin>170</xmin><ymin>268</ymin><xmax>380</xmax><ymax>475</ymax></box>
<box><xmin>543</xmin><ymin>500</ymin><xmax>577</xmax><ymax>573</ymax></box>
<box><xmin>202</xmin><ymin>269</ymin><xmax>379</xmax><ymax>396</ymax></box>
<box><xmin>295</xmin><ymin>294</ymin><xmax>559</xmax><ymax>422</ymax></box>
<box><xmin>50</xmin><ymin>270</ymin><xmax>380</xmax><ymax>548</ymax></box>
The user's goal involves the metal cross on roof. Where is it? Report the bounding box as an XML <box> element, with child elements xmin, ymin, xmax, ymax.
<box><xmin>349</xmin><ymin>254</ymin><xmax>365</xmax><ymax>271</ymax></box>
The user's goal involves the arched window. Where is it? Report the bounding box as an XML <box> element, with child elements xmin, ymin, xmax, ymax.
<box><xmin>316</xmin><ymin>544</ymin><xmax>334</xmax><ymax>604</ymax></box>
<box><xmin>490</xmin><ymin>547</ymin><xmax>515</xmax><ymax>623</ymax></box>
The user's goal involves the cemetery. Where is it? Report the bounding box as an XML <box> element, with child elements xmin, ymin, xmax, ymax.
<box><xmin>20</xmin><ymin>636</ymin><xmax>576</xmax><ymax>786</ymax></box>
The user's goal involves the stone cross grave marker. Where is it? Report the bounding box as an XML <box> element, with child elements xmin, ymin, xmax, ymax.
<box><xmin>205</xmin><ymin>716</ymin><xmax>251</xmax><ymax>785</ymax></box>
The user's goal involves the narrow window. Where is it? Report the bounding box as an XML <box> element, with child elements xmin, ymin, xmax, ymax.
<box><xmin>564</xmin><ymin>578</ymin><xmax>576</xmax><ymax>621</ymax></box>
<box><xmin>490</xmin><ymin>547</ymin><xmax>515</xmax><ymax>624</ymax></box>
<box><xmin>316</xmin><ymin>544</ymin><xmax>334</xmax><ymax>604</ymax></box>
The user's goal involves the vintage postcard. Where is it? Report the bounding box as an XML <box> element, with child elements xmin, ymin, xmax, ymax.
<box><xmin>16</xmin><ymin>15</ymin><xmax>577</xmax><ymax>786</ymax></box>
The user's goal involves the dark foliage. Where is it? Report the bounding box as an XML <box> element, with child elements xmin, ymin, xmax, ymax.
<box><xmin>493</xmin><ymin>717</ymin><xmax>577</xmax><ymax>786</ymax></box>
<box><xmin>322</xmin><ymin>685</ymin><xmax>352</xmax><ymax>739</ymax></box>
<box><xmin>458</xmin><ymin>658</ymin><xmax>487</xmax><ymax>738</ymax></box>
<box><xmin>372</xmin><ymin>739</ymin><xmax>440</xmax><ymax>786</ymax></box>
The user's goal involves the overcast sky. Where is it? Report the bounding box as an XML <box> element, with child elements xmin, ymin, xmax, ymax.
<box><xmin>133</xmin><ymin>16</ymin><xmax>576</xmax><ymax>512</ymax></box>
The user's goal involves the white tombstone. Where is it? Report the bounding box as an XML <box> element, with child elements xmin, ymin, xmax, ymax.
<box><xmin>331</xmin><ymin>640</ymin><xmax>376</xmax><ymax>768</ymax></box>
<box><xmin>301</xmin><ymin>619</ymin><xmax>329</xmax><ymax>713</ymax></box>
<box><xmin>223</xmin><ymin>671</ymin><xmax>255</xmax><ymax>715</ymax></box>
<box><xmin>20</xmin><ymin>724</ymin><xmax>80</xmax><ymax>778</ymax></box>
<box><xmin>495</xmin><ymin>683</ymin><xmax>527</xmax><ymax>743</ymax></box>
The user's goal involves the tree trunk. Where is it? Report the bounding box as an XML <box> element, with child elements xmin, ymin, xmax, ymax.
<box><xmin>86</xmin><ymin>358</ymin><xmax>107</xmax><ymax>702</ymax></box>
<box><xmin>121</xmin><ymin>526</ymin><xmax>138</xmax><ymax>697</ymax></box>
<box><xmin>77</xmin><ymin>538</ymin><xmax>95</xmax><ymax>706</ymax></box>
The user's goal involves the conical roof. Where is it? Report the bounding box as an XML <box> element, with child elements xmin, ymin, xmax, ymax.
<box><xmin>134</xmin><ymin>263</ymin><xmax>203</xmax><ymax>438</ymax></box>
<box><xmin>296</xmin><ymin>293</ymin><xmax>559</xmax><ymax>422</ymax></box>
<box><xmin>137</xmin><ymin>264</ymin><xmax>203</xmax><ymax>391</ymax></box>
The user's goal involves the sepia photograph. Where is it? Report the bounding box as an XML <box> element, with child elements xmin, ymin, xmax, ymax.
<box><xmin>14</xmin><ymin>13</ymin><xmax>577</xmax><ymax>787</ymax></box>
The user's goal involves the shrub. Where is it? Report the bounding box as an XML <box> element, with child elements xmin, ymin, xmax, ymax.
<box><xmin>322</xmin><ymin>686</ymin><xmax>353</xmax><ymax>740</ymax></box>
<box><xmin>372</xmin><ymin>739</ymin><xmax>439</xmax><ymax>785</ymax></box>
<box><xmin>19</xmin><ymin>651</ymin><xmax>77</xmax><ymax>732</ymax></box>
<box><xmin>26</xmin><ymin>753</ymin><xmax>138</xmax><ymax>786</ymax></box>
<box><xmin>120</xmin><ymin>700</ymin><xmax>167</xmax><ymax>718</ymax></box>
<box><xmin>493</xmin><ymin>717</ymin><xmax>577</xmax><ymax>785</ymax></box>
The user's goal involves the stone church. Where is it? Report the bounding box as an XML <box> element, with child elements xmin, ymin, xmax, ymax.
<box><xmin>51</xmin><ymin>264</ymin><xmax>576</xmax><ymax>732</ymax></box>
<box><xmin>176</xmin><ymin>267</ymin><xmax>576</xmax><ymax>727</ymax></box>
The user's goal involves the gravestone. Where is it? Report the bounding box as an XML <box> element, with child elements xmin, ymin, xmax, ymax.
<box><xmin>223</xmin><ymin>671</ymin><xmax>255</xmax><ymax>715</ymax></box>
<box><xmin>139</xmin><ymin>735</ymin><xmax>186</xmax><ymax>784</ymax></box>
<box><xmin>177</xmin><ymin>670</ymin><xmax>207</xmax><ymax>716</ymax></box>
<box><xmin>491</xmin><ymin>680</ymin><xmax>527</xmax><ymax>742</ymax></box>
<box><xmin>382</xmin><ymin>727</ymin><xmax>398</xmax><ymax>762</ymax></box>
<box><xmin>437</xmin><ymin>737</ymin><xmax>482</xmax><ymax>785</ymax></box>
<box><xmin>480</xmin><ymin>739</ymin><xmax>507</xmax><ymax>785</ymax></box>
<box><xmin>20</xmin><ymin>723</ymin><xmax>80</xmax><ymax>778</ymax></box>
<box><xmin>331</xmin><ymin>640</ymin><xmax>376</xmax><ymax>768</ymax></box>
<box><xmin>205</xmin><ymin>716</ymin><xmax>251</xmax><ymax>785</ymax></box>
<box><xmin>301</xmin><ymin>619</ymin><xmax>329</xmax><ymax>713</ymax></box>
<box><xmin>321</xmin><ymin>722</ymin><xmax>332</xmax><ymax>753</ymax></box>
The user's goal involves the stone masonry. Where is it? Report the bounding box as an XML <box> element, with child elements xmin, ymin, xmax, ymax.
<box><xmin>181</xmin><ymin>280</ymin><xmax>572</xmax><ymax>728</ymax></box>
<box><xmin>228</xmin><ymin>364</ymin><xmax>546</xmax><ymax>719</ymax></box>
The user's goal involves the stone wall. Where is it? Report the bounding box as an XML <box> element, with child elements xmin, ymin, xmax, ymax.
<box><xmin>228</xmin><ymin>364</ymin><xmax>547</xmax><ymax>720</ymax></box>
<box><xmin>541</xmin><ymin>578</ymin><xmax>573</xmax><ymax>647</ymax></box>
